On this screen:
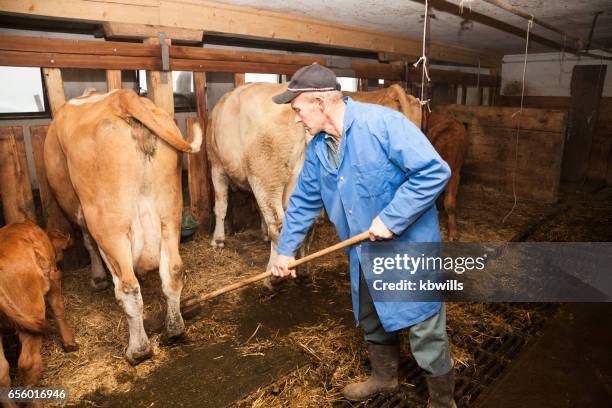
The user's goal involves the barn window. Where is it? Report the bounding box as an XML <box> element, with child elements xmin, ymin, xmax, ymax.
<box><xmin>245</xmin><ymin>73</ymin><xmax>280</xmax><ymax>83</ymax></box>
<box><xmin>337</xmin><ymin>77</ymin><xmax>358</xmax><ymax>92</ymax></box>
<box><xmin>0</xmin><ymin>67</ymin><xmax>47</xmax><ymax>116</ymax></box>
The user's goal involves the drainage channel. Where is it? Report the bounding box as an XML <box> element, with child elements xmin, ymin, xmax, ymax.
<box><xmin>335</xmin><ymin>303</ymin><xmax>556</xmax><ymax>408</ymax></box>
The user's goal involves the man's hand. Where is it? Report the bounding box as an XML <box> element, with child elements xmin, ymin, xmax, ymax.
<box><xmin>369</xmin><ymin>216</ymin><xmax>394</xmax><ymax>241</ymax></box>
<box><xmin>271</xmin><ymin>254</ymin><xmax>297</xmax><ymax>278</ymax></box>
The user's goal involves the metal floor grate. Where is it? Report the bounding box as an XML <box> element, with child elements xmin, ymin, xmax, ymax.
<box><xmin>334</xmin><ymin>303</ymin><xmax>555</xmax><ymax>408</ymax></box>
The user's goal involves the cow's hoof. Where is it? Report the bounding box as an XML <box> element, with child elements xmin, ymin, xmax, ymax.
<box><xmin>62</xmin><ymin>341</ymin><xmax>79</xmax><ymax>353</ymax></box>
<box><xmin>210</xmin><ymin>239</ymin><xmax>225</xmax><ymax>248</ymax></box>
<box><xmin>125</xmin><ymin>345</ymin><xmax>153</xmax><ymax>365</ymax></box>
<box><xmin>161</xmin><ymin>330</ymin><xmax>187</xmax><ymax>346</ymax></box>
<box><xmin>90</xmin><ymin>277</ymin><xmax>110</xmax><ymax>291</ymax></box>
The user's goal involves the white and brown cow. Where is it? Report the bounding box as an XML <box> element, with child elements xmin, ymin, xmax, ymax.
<box><xmin>207</xmin><ymin>83</ymin><xmax>423</xmax><ymax>272</ymax></box>
<box><xmin>44</xmin><ymin>88</ymin><xmax>201</xmax><ymax>364</ymax></box>
<box><xmin>0</xmin><ymin>221</ymin><xmax>76</xmax><ymax>398</ymax></box>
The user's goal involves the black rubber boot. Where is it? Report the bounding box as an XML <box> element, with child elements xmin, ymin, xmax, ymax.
<box><xmin>342</xmin><ymin>343</ymin><xmax>400</xmax><ymax>401</ymax></box>
<box><xmin>426</xmin><ymin>369</ymin><xmax>457</xmax><ymax>408</ymax></box>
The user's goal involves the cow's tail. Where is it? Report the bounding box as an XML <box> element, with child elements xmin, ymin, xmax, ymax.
<box><xmin>0</xmin><ymin>285</ymin><xmax>49</xmax><ymax>333</ymax></box>
<box><xmin>389</xmin><ymin>84</ymin><xmax>422</xmax><ymax>129</ymax></box>
<box><xmin>120</xmin><ymin>90</ymin><xmax>202</xmax><ymax>153</ymax></box>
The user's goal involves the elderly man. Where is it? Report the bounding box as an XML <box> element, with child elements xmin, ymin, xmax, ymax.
<box><xmin>271</xmin><ymin>63</ymin><xmax>456</xmax><ymax>407</ymax></box>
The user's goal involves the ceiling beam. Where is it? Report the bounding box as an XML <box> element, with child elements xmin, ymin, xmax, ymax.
<box><xmin>0</xmin><ymin>0</ymin><xmax>501</xmax><ymax>67</ymax></box>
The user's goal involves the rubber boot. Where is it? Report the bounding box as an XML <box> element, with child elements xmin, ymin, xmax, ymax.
<box><xmin>426</xmin><ymin>369</ymin><xmax>457</xmax><ymax>408</ymax></box>
<box><xmin>342</xmin><ymin>343</ymin><xmax>400</xmax><ymax>401</ymax></box>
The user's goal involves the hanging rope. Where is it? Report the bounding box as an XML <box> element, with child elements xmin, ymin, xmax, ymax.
<box><xmin>413</xmin><ymin>0</ymin><xmax>431</xmax><ymax>111</ymax></box>
<box><xmin>502</xmin><ymin>16</ymin><xmax>533</xmax><ymax>223</ymax></box>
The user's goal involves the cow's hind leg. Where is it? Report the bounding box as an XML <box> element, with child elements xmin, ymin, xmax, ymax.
<box><xmin>159</xmin><ymin>226</ymin><xmax>186</xmax><ymax>343</ymax></box>
<box><xmin>16</xmin><ymin>332</ymin><xmax>43</xmax><ymax>408</ymax></box>
<box><xmin>210</xmin><ymin>164</ymin><xmax>229</xmax><ymax>248</ymax></box>
<box><xmin>0</xmin><ymin>336</ymin><xmax>17</xmax><ymax>408</ymax></box>
<box><xmin>444</xmin><ymin>172</ymin><xmax>460</xmax><ymax>242</ymax></box>
<box><xmin>249</xmin><ymin>177</ymin><xmax>285</xmax><ymax>287</ymax></box>
<box><xmin>46</xmin><ymin>266</ymin><xmax>78</xmax><ymax>352</ymax></box>
<box><xmin>98</xmin><ymin>239</ymin><xmax>152</xmax><ymax>365</ymax></box>
<box><xmin>82</xmin><ymin>227</ymin><xmax>109</xmax><ymax>291</ymax></box>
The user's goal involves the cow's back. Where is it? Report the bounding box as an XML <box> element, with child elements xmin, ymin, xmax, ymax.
<box><xmin>208</xmin><ymin>83</ymin><xmax>307</xmax><ymax>191</ymax></box>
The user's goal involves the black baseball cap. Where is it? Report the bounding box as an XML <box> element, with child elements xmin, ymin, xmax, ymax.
<box><xmin>272</xmin><ymin>63</ymin><xmax>340</xmax><ymax>104</ymax></box>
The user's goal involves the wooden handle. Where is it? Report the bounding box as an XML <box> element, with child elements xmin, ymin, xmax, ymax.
<box><xmin>190</xmin><ymin>231</ymin><xmax>370</xmax><ymax>304</ymax></box>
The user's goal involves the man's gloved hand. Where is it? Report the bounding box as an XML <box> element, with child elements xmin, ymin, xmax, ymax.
<box><xmin>271</xmin><ymin>254</ymin><xmax>297</xmax><ymax>278</ymax></box>
<box><xmin>369</xmin><ymin>216</ymin><xmax>394</xmax><ymax>241</ymax></box>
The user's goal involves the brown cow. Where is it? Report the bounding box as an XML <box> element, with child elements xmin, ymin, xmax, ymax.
<box><xmin>44</xmin><ymin>88</ymin><xmax>201</xmax><ymax>364</ymax></box>
<box><xmin>425</xmin><ymin>112</ymin><xmax>469</xmax><ymax>241</ymax></box>
<box><xmin>345</xmin><ymin>84</ymin><xmax>422</xmax><ymax>128</ymax></box>
<box><xmin>0</xmin><ymin>221</ymin><xmax>77</xmax><ymax>399</ymax></box>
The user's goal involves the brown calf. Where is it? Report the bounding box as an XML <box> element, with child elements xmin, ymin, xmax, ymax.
<box><xmin>0</xmin><ymin>221</ymin><xmax>77</xmax><ymax>403</ymax></box>
<box><xmin>426</xmin><ymin>113</ymin><xmax>469</xmax><ymax>241</ymax></box>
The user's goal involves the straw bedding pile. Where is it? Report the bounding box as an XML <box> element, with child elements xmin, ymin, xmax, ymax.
<box><xmin>28</xmin><ymin>185</ymin><xmax>556</xmax><ymax>406</ymax></box>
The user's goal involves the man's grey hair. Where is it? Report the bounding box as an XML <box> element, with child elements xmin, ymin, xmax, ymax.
<box><xmin>303</xmin><ymin>90</ymin><xmax>343</xmax><ymax>103</ymax></box>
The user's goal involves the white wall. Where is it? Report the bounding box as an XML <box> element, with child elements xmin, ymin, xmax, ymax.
<box><xmin>501</xmin><ymin>51</ymin><xmax>612</xmax><ymax>97</ymax></box>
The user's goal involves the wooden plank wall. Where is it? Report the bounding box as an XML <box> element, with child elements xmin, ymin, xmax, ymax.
<box><xmin>436</xmin><ymin>105</ymin><xmax>567</xmax><ymax>202</ymax></box>
<box><xmin>0</xmin><ymin>126</ymin><xmax>36</xmax><ymax>224</ymax></box>
<box><xmin>498</xmin><ymin>96</ymin><xmax>612</xmax><ymax>185</ymax></box>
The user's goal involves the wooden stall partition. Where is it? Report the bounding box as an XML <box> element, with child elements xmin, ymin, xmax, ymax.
<box><xmin>359</xmin><ymin>78</ymin><xmax>369</xmax><ymax>91</ymax></box>
<box><xmin>190</xmin><ymin>72</ymin><xmax>212</xmax><ymax>231</ymax></box>
<box><xmin>144</xmin><ymin>37</ymin><xmax>174</xmax><ymax>114</ymax></box>
<box><xmin>587</xmin><ymin>97</ymin><xmax>612</xmax><ymax>184</ymax></box>
<box><xmin>42</xmin><ymin>68</ymin><xmax>66</xmax><ymax>114</ymax></box>
<box><xmin>29</xmin><ymin>125</ymin><xmax>73</xmax><ymax>235</ymax></box>
<box><xmin>233</xmin><ymin>73</ymin><xmax>245</xmax><ymax>88</ymax></box>
<box><xmin>436</xmin><ymin>105</ymin><xmax>567</xmax><ymax>202</ymax></box>
<box><xmin>106</xmin><ymin>69</ymin><xmax>122</xmax><ymax>91</ymax></box>
<box><xmin>0</xmin><ymin>126</ymin><xmax>36</xmax><ymax>224</ymax></box>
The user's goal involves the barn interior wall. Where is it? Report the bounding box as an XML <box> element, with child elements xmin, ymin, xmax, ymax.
<box><xmin>501</xmin><ymin>52</ymin><xmax>612</xmax><ymax>97</ymax></box>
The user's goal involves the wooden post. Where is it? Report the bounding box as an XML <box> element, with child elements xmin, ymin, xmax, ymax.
<box><xmin>0</xmin><ymin>126</ymin><xmax>36</xmax><ymax>224</ymax></box>
<box><xmin>29</xmin><ymin>125</ymin><xmax>72</xmax><ymax>234</ymax></box>
<box><xmin>106</xmin><ymin>69</ymin><xmax>122</xmax><ymax>91</ymax></box>
<box><xmin>188</xmin><ymin>71</ymin><xmax>212</xmax><ymax>231</ymax></box>
<box><xmin>234</xmin><ymin>73</ymin><xmax>245</xmax><ymax>88</ymax></box>
<box><xmin>461</xmin><ymin>85</ymin><xmax>468</xmax><ymax>105</ymax></box>
<box><xmin>42</xmin><ymin>68</ymin><xmax>66</xmax><ymax>114</ymax></box>
<box><xmin>144</xmin><ymin>37</ymin><xmax>174</xmax><ymax>114</ymax></box>
<box><xmin>490</xmin><ymin>67</ymin><xmax>500</xmax><ymax>106</ymax></box>
<box><xmin>478</xmin><ymin>86</ymin><xmax>484</xmax><ymax>105</ymax></box>
<box><xmin>358</xmin><ymin>78</ymin><xmax>369</xmax><ymax>91</ymax></box>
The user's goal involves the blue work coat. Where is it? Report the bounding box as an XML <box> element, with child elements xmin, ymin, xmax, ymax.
<box><xmin>277</xmin><ymin>97</ymin><xmax>451</xmax><ymax>332</ymax></box>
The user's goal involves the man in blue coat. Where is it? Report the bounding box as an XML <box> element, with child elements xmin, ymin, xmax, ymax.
<box><xmin>271</xmin><ymin>63</ymin><xmax>456</xmax><ymax>407</ymax></box>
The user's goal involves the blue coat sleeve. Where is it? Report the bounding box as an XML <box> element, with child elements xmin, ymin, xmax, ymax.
<box><xmin>277</xmin><ymin>141</ymin><xmax>324</xmax><ymax>256</ymax></box>
<box><xmin>378</xmin><ymin>112</ymin><xmax>451</xmax><ymax>235</ymax></box>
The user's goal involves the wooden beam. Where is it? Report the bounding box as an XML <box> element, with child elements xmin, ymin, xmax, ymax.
<box><xmin>186</xmin><ymin>118</ymin><xmax>210</xmax><ymax>231</ymax></box>
<box><xmin>0</xmin><ymin>0</ymin><xmax>501</xmax><ymax>66</ymax></box>
<box><xmin>0</xmin><ymin>126</ymin><xmax>36</xmax><ymax>224</ymax></box>
<box><xmin>358</xmin><ymin>78</ymin><xmax>369</xmax><ymax>91</ymax></box>
<box><xmin>106</xmin><ymin>69</ymin><xmax>122</xmax><ymax>91</ymax></box>
<box><xmin>413</xmin><ymin>0</ymin><xmax>582</xmax><ymax>55</ymax></box>
<box><xmin>42</xmin><ymin>68</ymin><xmax>65</xmax><ymax>115</ymax></box>
<box><xmin>103</xmin><ymin>21</ymin><xmax>203</xmax><ymax>42</ymax></box>
<box><xmin>193</xmin><ymin>72</ymin><xmax>211</xmax><ymax>230</ymax></box>
<box><xmin>0</xmin><ymin>35</ymin><xmax>326</xmax><ymax>65</ymax></box>
<box><xmin>234</xmin><ymin>73</ymin><xmax>245</xmax><ymax>88</ymax></box>
<box><xmin>144</xmin><ymin>36</ymin><xmax>174</xmax><ymax>114</ymax></box>
<box><xmin>29</xmin><ymin>125</ymin><xmax>73</xmax><ymax>235</ymax></box>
